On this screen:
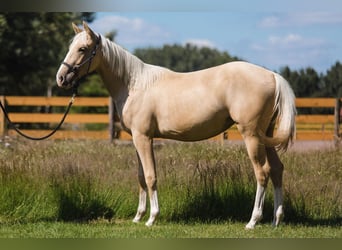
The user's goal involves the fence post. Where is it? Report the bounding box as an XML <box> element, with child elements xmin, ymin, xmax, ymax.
<box><xmin>0</xmin><ymin>96</ymin><xmax>5</xmax><ymax>137</ymax></box>
<box><xmin>334</xmin><ymin>97</ymin><xmax>341</xmax><ymax>146</ymax></box>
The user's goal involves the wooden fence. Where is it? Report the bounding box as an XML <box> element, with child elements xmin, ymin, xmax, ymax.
<box><xmin>1</xmin><ymin>96</ymin><xmax>341</xmax><ymax>142</ymax></box>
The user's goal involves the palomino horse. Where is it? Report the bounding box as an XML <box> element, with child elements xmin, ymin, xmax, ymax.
<box><xmin>56</xmin><ymin>22</ymin><xmax>296</xmax><ymax>229</ymax></box>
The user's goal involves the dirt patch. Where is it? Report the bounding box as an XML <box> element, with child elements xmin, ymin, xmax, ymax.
<box><xmin>221</xmin><ymin>139</ymin><xmax>339</xmax><ymax>152</ymax></box>
<box><xmin>289</xmin><ymin>140</ymin><xmax>338</xmax><ymax>152</ymax></box>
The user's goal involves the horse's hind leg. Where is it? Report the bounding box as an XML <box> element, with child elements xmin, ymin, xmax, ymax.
<box><xmin>264</xmin><ymin>120</ymin><xmax>285</xmax><ymax>227</ymax></box>
<box><xmin>240</xmin><ymin>129</ymin><xmax>270</xmax><ymax>229</ymax></box>
<box><xmin>266</xmin><ymin>147</ymin><xmax>284</xmax><ymax>227</ymax></box>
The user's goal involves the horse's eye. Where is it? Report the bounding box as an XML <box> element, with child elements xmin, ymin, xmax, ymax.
<box><xmin>79</xmin><ymin>47</ymin><xmax>87</xmax><ymax>53</ymax></box>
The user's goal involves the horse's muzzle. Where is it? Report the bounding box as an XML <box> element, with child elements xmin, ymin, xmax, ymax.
<box><xmin>56</xmin><ymin>72</ymin><xmax>75</xmax><ymax>89</ymax></box>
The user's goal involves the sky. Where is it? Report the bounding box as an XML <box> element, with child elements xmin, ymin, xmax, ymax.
<box><xmin>78</xmin><ymin>1</ymin><xmax>342</xmax><ymax>74</ymax></box>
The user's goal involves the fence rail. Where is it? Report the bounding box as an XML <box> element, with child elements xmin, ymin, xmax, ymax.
<box><xmin>1</xmin><ymin>96</ymin><xmax>341</xmax><ymax>142</ymax></box>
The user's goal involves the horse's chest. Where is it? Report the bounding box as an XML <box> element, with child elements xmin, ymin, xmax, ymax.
<box><xmin>120</xmin><ymin>95</ymin><xmax>155</xmax><ymax>134</ymax></box>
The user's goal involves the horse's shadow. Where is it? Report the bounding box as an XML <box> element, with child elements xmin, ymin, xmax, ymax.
<box><xmin>52</xmin><ymin>178</ymin><xmax>341</xmax><ymax>227</ymax></box>
<box><xmin>165</xmin><ymin>185</ymin><xmax>342</xmax><ymax>227</ymax></box>
<box><xmin>166</xmin><ymin>185</ymin><xmax>265</xmax><ymax>223</ymax></box>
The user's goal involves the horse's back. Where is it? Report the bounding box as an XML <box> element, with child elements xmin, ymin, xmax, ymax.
<box><xmin>145</xmin><ymin>62</ymin><xmax>275</xmax><ymax>140</ymax></box>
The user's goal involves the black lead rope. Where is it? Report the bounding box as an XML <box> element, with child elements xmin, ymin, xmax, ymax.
<box><xmin>0</xmin><ymin>89</ymin><xmax>77</xmax><ymax>141</ymax></box>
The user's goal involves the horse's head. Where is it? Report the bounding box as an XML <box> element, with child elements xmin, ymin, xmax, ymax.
<box><xmin>56</xmin><ymin>21</ymin><xmax>101</xmax><ymax>89</ymax></box>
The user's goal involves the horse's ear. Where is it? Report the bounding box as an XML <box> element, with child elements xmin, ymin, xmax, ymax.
<box><xmin>72</xmin><ymin>23</ymin><xmax>83</xmax><ymax>34</ymax></box>
<box><xmin>83</xmin><ymin>21</ymin><xmax>97</xmax><ymax>41</ymax></box>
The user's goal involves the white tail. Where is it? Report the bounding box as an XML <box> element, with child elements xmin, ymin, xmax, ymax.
<box><xmin>260</xmin><ymin>73</ymin><xmax>297</xmax><ymax>151</ymax></box>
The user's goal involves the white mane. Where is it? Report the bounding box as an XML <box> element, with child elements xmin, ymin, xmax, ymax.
<box><xmin>100</xmin><ymin>35</ymin><xmax>169</xmax><ymax>90</ymax></box>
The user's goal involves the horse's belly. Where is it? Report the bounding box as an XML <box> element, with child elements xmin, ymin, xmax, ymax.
<box><xmin>156</xmin><ymin>112</ymin><xmax>234</xmax><ymax>141</ymax></box>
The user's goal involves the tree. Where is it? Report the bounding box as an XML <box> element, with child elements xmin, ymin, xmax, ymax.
<box><xmin>280</xmin><ymin>66</ymin><xmax>321</xmax><ymax>97</ymax></box>
<box><xmin>321</xmin><ymin>61</ymin><xmax>342</xmax><ymax>98</ymax></box>
<box><xmin>0</xmin><ymin>12</ymin><xmax>95</xmax><ymax>96</ymax></box>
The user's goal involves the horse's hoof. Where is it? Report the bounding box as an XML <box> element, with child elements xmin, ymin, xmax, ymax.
<box><xmin>132</xmin><ymin>218</ymin><xmax>140</xmax><ymax>223</ymax></box>
<box><xmin>245</xmin><ymin>223</ymin><xmax>255</xmax><ymax>230</ymax></box>
<box><xmin>145</xmin><ymin>218</ymin><xmax>155</xmax><ymax>227</ymax></box>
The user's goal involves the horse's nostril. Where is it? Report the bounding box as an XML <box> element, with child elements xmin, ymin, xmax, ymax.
<box><xmin>58</xmin><ymin>75</ymin><xmax>66</xmax><ymax>85</ymax></box>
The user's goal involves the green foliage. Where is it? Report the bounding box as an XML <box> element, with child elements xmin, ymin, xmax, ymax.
<box><xmin>322</xmin><ymin>61</ymin><xmax>342</xmax><ymax>97</ymax></box>
<box><xmin>0</xmin><ymin>12</ymin><xmax>95</xmax><ymax>96</ymax></box>
<box><xmin>78</xmin><ymin>74</ymin><xmax>108</xmax><ymax>97</ymax></box>
<box><xmin>279</xmin><ymin>62</ymin><xmax>342</xmax><ymax>98</ymax></box>
<box><xmin>280</xmin><ymin>66</ymin><xmax>322</xmax><ymax>97</ymax></box>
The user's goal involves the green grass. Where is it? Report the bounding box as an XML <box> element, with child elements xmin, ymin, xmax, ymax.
<box><xmin>0</xmin><ymin>220</ymin><xmax>341</xmax><ymax>238</ymax></box>
<box><xmin>0</xmin><ymin>138</ymin><xmax>341</xmax><ymax>238</ymax></box>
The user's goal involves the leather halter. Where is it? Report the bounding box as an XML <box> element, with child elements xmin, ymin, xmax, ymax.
<box><xmin>61</xmin><ymin>35</ymin><xmax>101</xmax><ymax>81</ymax></box>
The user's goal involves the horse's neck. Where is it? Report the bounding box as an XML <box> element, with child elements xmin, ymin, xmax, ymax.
<box><xmin>97</xmin><ymin>39</ymin><xmax>169</xmax><ymax>118</ymax></box>
<box><xmin>96</xmin><ymin>41</ymin><xmax>143</xmax><ymax>118</ymax></box>
<box><xmin>96</xmin><ymin>64</ymin><xmax>126</xmax><ymax>119</ymax></box>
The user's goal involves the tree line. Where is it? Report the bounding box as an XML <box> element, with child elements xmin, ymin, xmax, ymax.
<box><xmin>0</xmin><ymin>12</ymin><xmax>95</xmax><ymax>97</ymax></box>
<box><xmin>1</xmin><ymin>13</ymin><xmax>341</xmax><ymax>99</ymax></box>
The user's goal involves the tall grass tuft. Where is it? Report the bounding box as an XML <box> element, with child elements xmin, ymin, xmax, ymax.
<box><xmin>282</xmin><ymin>149</ymin><xmax>342</xmax><ymax>225</ymax></box>
<box><xmin>0</xmin><ymin>139</ymin><xmax>341</xmax><ymax>226</ymax></box>
<box><xmin>52</xmin><ymin>172</ymin><xmax>116</xmax><ymax>221</ymax></box>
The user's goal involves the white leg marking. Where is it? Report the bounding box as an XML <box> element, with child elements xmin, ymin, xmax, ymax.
<box><xmin>246</xmin><ymin>183</ymin><xmax>266</xmax><ymax>229</ymax></box>
<box><xmin>133</xmin><ymin>189</ymin><xmax>147</xmax><ymax>223</ymax></box>
<box><xmin>272</xmin><ymin>187</ymin><xmax>284</xmax><ymax>227</ymax></box>
<box><xmin>145</xmin><ymin>190</ymin><xmax>159</xmax><ymax>227</ymax></box>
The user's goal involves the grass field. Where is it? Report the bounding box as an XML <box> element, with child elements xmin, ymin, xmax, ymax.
<box><xmin>0</xmin><ymin>220</ymin><xmax>342</xmax><ymax>238</ymax></box>
<box><xmin>0</xmin><ymin>220</ymin><xmax>341</xmax><ymax>238</ymax></box>
<box><xmin>0</xmin><ymin>138</ymin><xmax>341</xmax><ymax>238</ymax></box>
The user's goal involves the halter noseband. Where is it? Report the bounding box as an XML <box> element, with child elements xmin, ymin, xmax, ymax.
<box><xmin>61</xmin><ymin>35</ymin><xmax>101</xmax><ymax>89</ymax></box>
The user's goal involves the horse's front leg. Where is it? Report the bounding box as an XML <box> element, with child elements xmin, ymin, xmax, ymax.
<box><xmin>132</xmin><ymin>153</ymin><xmax>147</xmax><ymax>223</ymax></box>
<box><xmin>132</xmin><ymin>132</ymin><xmax>159</xmax><ymax>227</ymax></box>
